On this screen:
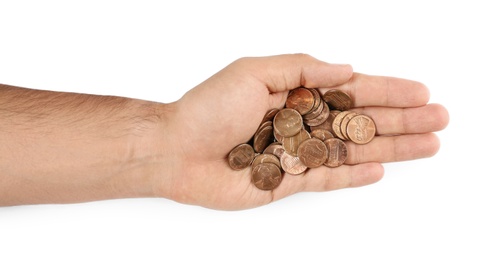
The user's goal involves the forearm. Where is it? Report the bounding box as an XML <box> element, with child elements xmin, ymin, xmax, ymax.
<box><xmin>0</xmin><ymin>83</ymin><xmax>174</xmax><ymax>206</ymax></box>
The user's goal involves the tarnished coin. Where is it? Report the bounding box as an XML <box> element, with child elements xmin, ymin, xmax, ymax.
<box><xmin>228</xmin><ymin>143</ymin><xmax>255</xmax><ymax>170</ymax></box>
<box><xmin>280</xmin><ymin>152</ymin><xmax>308</xmax><ymax>175</ymax></box>
<box><xmin>252</xmin><ymin>153</ymin><xmax>281</xmax><ymax>170</ymax></box>
<box><xmin>310</xmin><ymin>129</ymin><xmax>335</xmax><ymax>141</ymax></box>
<box><xmin>282</xmin><ymin>129</ymin><xmax>311</xmax><ymax>156</ymax></box>
<box><xmin>346</xmin><ymin>114</ymin><xmax>376</xmax><ymax>144</ymax></box>
<box><xmin>285</xmin><ymin>87</ymin><xmax>315</xmax><ymax>115</ymax></box>
<box><xmin>263</xmin><ymin>143</ymin><xmax>285</xmax><ymax>158</ymax></box>
<box><xmin>322</xmin><ymin>89</ymin><xmax>353</xmax><ymax>111</ymax></box>
<box><xmin>273</xmin><ymin>108</ymin><xmax>303</xmax><ymax>137</ymax></box>
<box><xmin>253</xmin><ymin>125</ymin><xmax>274</xmax><ymax>153</ymax></box>
<box><xmin>297</xmin><ymin>138</ymin><xmax>329</xmax><ymax>168</ymax></box>
<box><xmin>251</xmin><ymin>163</ymin><xmax>282</xmax><ymax>190</ymax></box>
<box><xmin>323</xmin><ymin>138</ymin><xmax>348</xmax><ymax>168</ymax></box>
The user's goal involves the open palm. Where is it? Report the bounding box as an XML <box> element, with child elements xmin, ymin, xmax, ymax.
<box><xmin>165</xmin><ymin>54</ymin><xmax>449</xmax><ymax>210</ymax></box>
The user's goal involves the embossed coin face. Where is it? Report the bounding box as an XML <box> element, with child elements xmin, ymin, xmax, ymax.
<box><xmin>297</xmin><ymin>138</ymin><xmax>329</xmax><ymax>168</ymax></box>
<box><xmin>228</xmin><ymin>143</ymin><xmax>255</xmax><ymax>170</ymax></box>
<box><xmin>346</xmin><ymin>115</ymin><xmax>376</xmax><ymax>144</ymax></box>
<box><xmin>285</xmin><ymin>87</ymin><xmax>315</xmax><ymax>115</ymax></box>
<box><xmin>273</xmin><ymin>108</ymin><xmax>303</xmax><ymax>137</ymax></box>
<box><xmin>280</xmin><ymin>152</ymin><xmax>308</xmax><ymax>175</ymax></box>
<box><xmin>252</xmin><ymin>163</ymin><xmax>282</xmax><ymax>190</ymax></box>
<box><xmin>322</xmin><ymin>89</ymin><xmax>353</xmax><ymax>111</ymax></box>
<box><xmin>323</xmin><ymin>138</ymin><xmax>348</xmax><ymax>168</ymax></box>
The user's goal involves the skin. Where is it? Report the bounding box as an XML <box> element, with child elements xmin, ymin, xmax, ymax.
<box><xmin>0</xmin><ymin>54</ymin><xmax>449</xmax><ymax>210</ymax></box>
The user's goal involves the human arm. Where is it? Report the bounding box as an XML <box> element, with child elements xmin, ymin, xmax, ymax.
<box><xmin>0</xmin><ymin>54</ymin><xmax>449</xmax><ymax>210</ymax></box>
<box><xmin>0</xmin><ymin>84</ymin><xmax>175</xmax><ymax>205</ymax></box>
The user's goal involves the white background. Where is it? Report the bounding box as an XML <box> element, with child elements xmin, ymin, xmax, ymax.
<box><xmin>0</xmin><ymin>1</ymin><xmax>486</xmax><ymax>259</ymax></box>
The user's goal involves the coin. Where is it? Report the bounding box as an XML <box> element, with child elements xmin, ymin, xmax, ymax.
<box><xmin>285</xmin><ymin>87</ymin><xmax>315</xmax><ymax>115</ymax></box>
<box><xmin>228</xmin><ymin>143</ymin><xmax>255</xmax><ymax>170</ymax></box>
<box><xmin>252</xmin><ymin>153</ymin><xmax>281</xmax><ymax>170</ymax></box>
<box><xmin>340</xmin><ymin>112</ymin><xmax>358</xmax><ymax>141</ymax></box>
<box><xmin>227</xmin><ymin>87</ymin><xmax>375</xmax><ymax>191</ymax></box>
<box><xmin>332</xmin><ymin>111</ymin><xmax>351</xmax><ymax>140</ymax></box>
<box><xmin>263</xmin><ymin>143</ymin><xmax>285</xmax><ymax>158</ymax></box>
<box><xmin>303</xmin><ymin>96</ymin><xmax>324</xmax><ymax>121</ymax></box>
<box><xmin>280</xmin><ymin>152</ymin><xmax>308</xmax><ymax>175</ymax></box>
<box><xmin>253</xmin><ymin>125</ymin><xmax>274</xmax><ymax>153</ymax></box>
<box><xmin>308</xmin><ymin>88</ymin><xmax>323</xmax><ymax>112</ymax></box>
<box><xmin>310</xmin><ymin>129</ymin><xmax>334</xmax><ymax>141</ymax></box>
<box><xmin>346</xmin><ymin>114</ymin><xmax>376</xmax><ymax>144</ymax></box>
<box><xmin>303</xmin><ymin>101</ymin><xmax>330</xmax><ymax>127</ymax></box>
<box><xmin>323</xmin><ymin>138</ymin><xmax>348</xmax><ymax>168</ymax></box>
<box><xmin>310</xmin><ymin>109</ymin><xmax>340</xmax><ymax>135</ymax></box>
<box><xmin>297</xmin><ymin>138</ymin><xmax>329</xmax><ymax>168</ymax></box>
<box><xmin>322</xmin><ymin>89</ymin><xmax>353</xmax><ymax>111</ymax></box>
<box><xmin>282</xmin><ymin>129</ymin><xmax>311</xmax><ymax>156</ymax></box>
<box><xmin>251</xmin><ymin>163</ymin><xmax>282</xmax><ymax>190</ymax></box>
<box><xmin>273</xmin><ymin>108</ymin><xmax>303</xmax><ymax>137</ymax></box>
<box><xmin>261</xmin><ymin>108</ymin><xmax>280</xmax><ymax>123</ymax></box>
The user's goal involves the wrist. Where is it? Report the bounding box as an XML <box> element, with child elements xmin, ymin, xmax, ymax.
<box><xmin>120</xmin><ymin>100</ymin><xmax>180</xmax><ymax>201</ymax></box>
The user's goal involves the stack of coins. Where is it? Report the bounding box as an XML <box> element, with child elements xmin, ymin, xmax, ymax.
<box><xmin>227</xmin><ymin>87</ymin><xmax>376</xmax><ymax>190</ymax></box>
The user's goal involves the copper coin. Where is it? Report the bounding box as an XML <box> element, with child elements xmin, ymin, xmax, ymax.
<box><xmin>261</xmin><ymin>108</ymin><xmax>280</xmax><ymax>123</ymax></box>
<box><xmin>251</xmin><ymin>163</ymin><xmax>282</xmax><ymax>190</ymax></box>
<box><xmin>310</xmin><ymin>109</ymin><xmax>340</xmax><ymax>134</ymax></box>
<box><xmin>273</xmin><ymin>108</ymin><xmax>303</xmax><ymax>137</ymax></box>
<box><xmin>285</xmin><ymin>87</ymin><xmax>315</xmax><ymax>115</ymax></box>
<box><xmin>263</xmin><ymin>143</ymin><xmax>285</xmax><ymax>158</ymax></box>
<box><xmin>346</xmin><ymin>114</ymin><xmax>376</xmax><ymax>144</ymax></box>
<box><xmin>340</xmin><ymin>112</ymin><xmax>358</xmax><ymax>141</ymax></box>
<box><xmin>280</xmin><ymin>152</ymin><xmax>308</xmax><ymax>175</ymax></box>
<box><xmin>310</xmin><ymin>129</ymin><xmax>335</xmax><ymax>141</ymax></box>
<box><xmin>307</xmin><ymin>88</ymin><xmax>323</xmax><ymax>115</ymax></box>
<box><xmin>332</xmin><ymin>111</ymin><xmax>351</xmax><ymax>140</ymax></box>
<box><xmin>297</xmin><ymin>138</ymin><xmax>329</xmax><ymax>168</ymax></box>
<box><xmin>228</xmin><ymin>143</ymin><xmax>255</xmax><ymax>170</ymax></box>
<box><xmin>323</xmin><ymin>138</ymin><xmax>348</xmax><ymax>168</ymax></box>
<box><xmin>304</xmin><ymin>101</ymin><xmax>330</xmax><ymax>127</ymax></box>
<box><xmin>251</xmin><ymin>153</ymin><xmax>281</xmax><ymax>170</ymax></box>
<box><xmin>273</xmin><ymin>127</ymin><xmax>284</xmax><ymax>143</ymax></box>
<box><xmin>253</xmin><ymin>125</ymin><xmax>274</xmax><ymax>153</ymax></box>
<box><xmin>256</xmin><ymin>120</ymin><xmax>272</xmax><ymax>133</ymax></box>
<box><xmin>303</xmin><ymin>97</ymin><xmax>324</xmax><ymax>121</ymax></box>
<box><xmin>322</xmin><ymin>89</ymin><xmax>353</xmax><ymax>111</ymax></box>
<box><xmin>282</xmin><ymin>129</ymin><xmax>311</xmax><ymax>156</ymax></box>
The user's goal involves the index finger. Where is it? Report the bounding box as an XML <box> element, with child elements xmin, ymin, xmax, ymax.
<box><xmin>321</xmin><ymin>73</ymin><xmax>431</xmax><ymax>108</ymax></box>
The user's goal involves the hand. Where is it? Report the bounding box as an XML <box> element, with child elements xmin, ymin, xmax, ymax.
<box><xmin>159</xmin><ymin>54</ymin><xmax>449</xmax><ymax>210</ymax></box>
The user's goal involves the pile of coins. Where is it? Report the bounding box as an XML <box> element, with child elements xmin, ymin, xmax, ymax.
<box><xmin>227</xmin><ymin>87</ymin><xmax>376</xmax><ymax>190</ymax></box>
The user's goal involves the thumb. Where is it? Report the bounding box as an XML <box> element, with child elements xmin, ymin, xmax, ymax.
<box><xmin>239</xmin><ymin>53</ymin><xmax>353</xmax><ymax>93</ymax></box>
